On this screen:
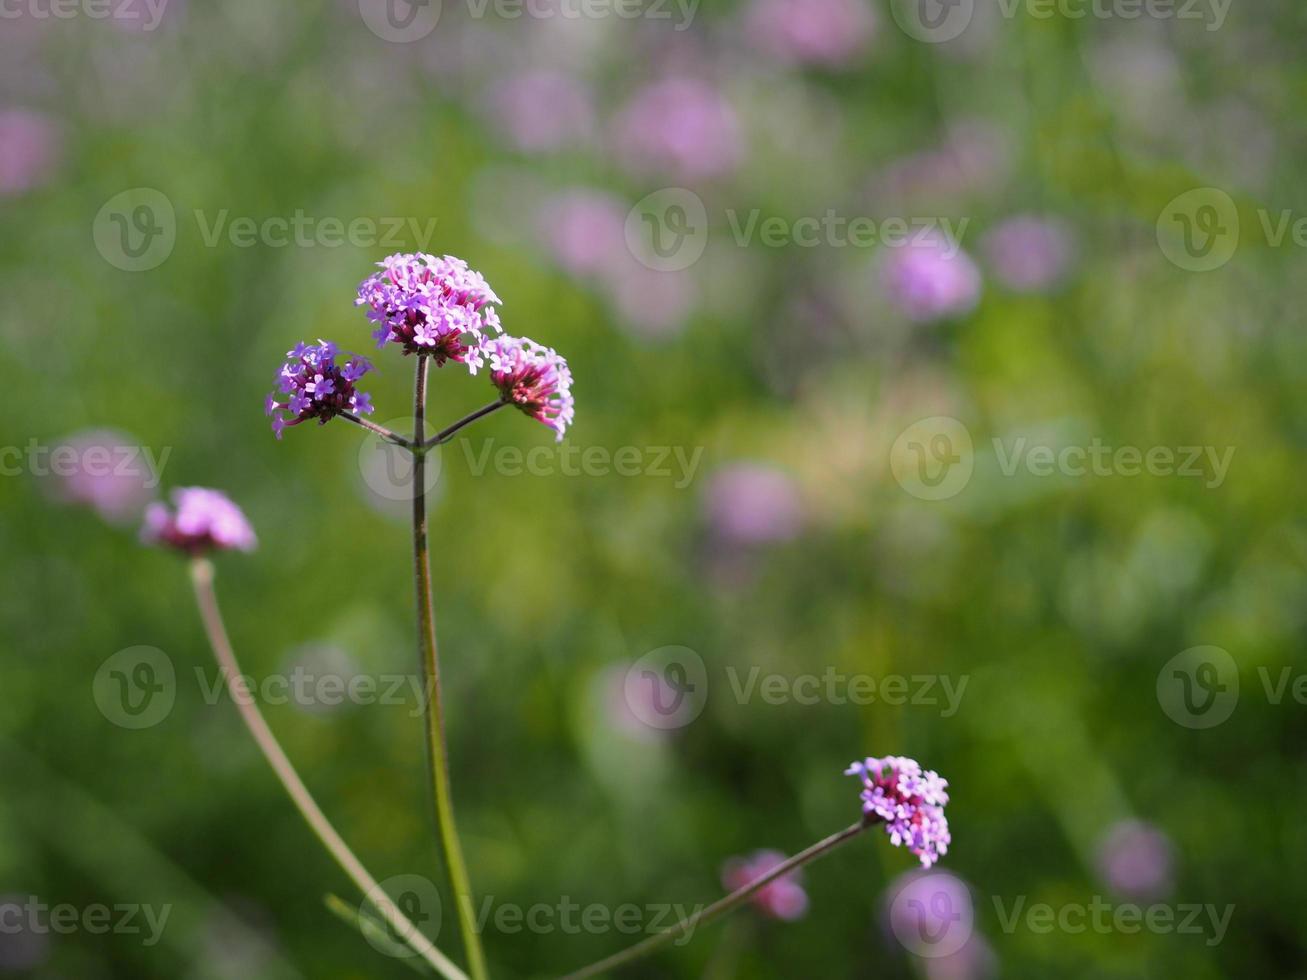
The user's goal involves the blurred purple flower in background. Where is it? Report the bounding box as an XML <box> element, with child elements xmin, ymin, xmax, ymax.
<box><xmin>744</xmin><ymin>0</ymin><xmax>875</xmax><ymax>68</ymax></box>
<box><xmin>0</xmin><ymin>109</ymin><xmax>60</xmax><ymax>195</ymax></box>
<box><xmin>1094</xmin><ymin>819</ymin><xmax>1174</xmax><ymax>900</ymax></box>
<box><xmin>703</xmin><ymin>464</ymin><xmax>804</xmax><ymax>546</ymax></box>
<box><xmin>536</xmin><ymin>189</ymin><xmax>627</xmax><ymax>279</ymax></box>
<box><xmin>872</xmin><ymin>120</ymin><xmax>1009</xmax><ymax>206</ymax></box>
<box><xmin>604</xmin><ymin>260</ymin><xmax>698</xmax><ymax>339</ymax></box>
<box><xmin>847</xmin><ymin>756</ymin><xmax>951</xmax><ymax>868</ymax></box>
<box><xmin>46</xmin><ymin>429</ymin><xmax>157</xmax><ymax>525</ymax></box>
<box><xmin>612</xmin><ymin>78</ymin><xmax>742</xmax><ymax>182</ymax></box>
<box><xmin>982</xmin><ymin>214</ymin><xmax>1077</xmax><ymax>294</ymax></box>
<box><xmin>486</xmin><ymin>336</ymin><xmax>575</xmax><ymax>441</ymax></box>
<box><xmin>142</xmin><ymin>488</ymin><xmax>257</xmax><ymax>555</ymax></box>
<box><xmin>266</xmin><ymin>341</ymin><xmax>374</xmax><ymax>439</ymax></box>
<box><xmin>485</xmin><ymin>70</ymin><xmax>596</xmax><ymax>154</ymax></box>
<box><xmin>885</xmin><ymin>869</ymin><xmax>977</xmax><ymax>963</ymax></box>
<box><xmin>721</xmin><ymin>850</ymin><xmax>809</xmax><ymax>921</ymax></box>
<box><xmin>881</xmin><ymin>231</ymin><xmax>982</xmax><ymax>322</ymax></box>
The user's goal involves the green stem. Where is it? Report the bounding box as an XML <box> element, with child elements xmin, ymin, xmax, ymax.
<box><xmin>188</xmin><ymin>559</ymin><xmax>467</xmax><ymax>980</ymax></box>
<box><xmin>558</xmin><ymin>820</ymin><xmax>874</xmax><ymax>980</ymax></box>
<box><xmin>412</xmin><ymin>355</ymin><xmax>490</xmax><ymax>980</ymax></box>
<box><xmin>422</xmin><ymin>399</ymin><xmax>508</xmax><ymax>451</ymax></box>
<box><xmin>340</xmin><ymin>411</ymin><xmax>416</xmax><ymax>450</ymax></box>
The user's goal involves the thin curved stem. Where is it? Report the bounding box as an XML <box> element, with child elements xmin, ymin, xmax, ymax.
<box><xmin>340</xmin><ymin>412</ymin><xmax>416</xmax><ymax>450</ymax></box>
<box><xmin>421</xmin><ymin>399</ymin><xmax>508</xmax><ymax>451</ymax></box>
<box><xmin>559</xmin><ymin>820</ymin><xmax>875</xmax><ymax>980</ymax></box>
<box><xmin>412</xmin><ymin>356</ymin><xmax>490</xmax><ymax>980</ymax></box>
<box><xmin>188</xmin><ymin>559</ymin><xmax>467</xmax><ymax>980</ymax></box>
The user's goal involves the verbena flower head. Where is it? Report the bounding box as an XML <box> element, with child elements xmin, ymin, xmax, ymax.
<box><xmin>721</xmin><ymin>850</ymin><xmax>809</xmax><ymax>921</ymax></box>
<box><xmin>847</xmin><ymin>756</ymin><xmax>951</xmax><ymax>868</ymax></box>
<box><xmin>142</xmin><ymin>487</ymin><xmax>257</xmax><ymax>555</ymax></box>
<box><xmin>266</xmin><ymin>340</ymin><xmax>374</xmax><ymax>439</ymax></box>
<box><xmin>356</xmin><ymin>252</ymin><xmax>503</xmax><ymax>368</ymax></box>
<box><xmin>486</xmin><ymin>336</ymin><xmax>574</xmax><ymax>441</ymax></box>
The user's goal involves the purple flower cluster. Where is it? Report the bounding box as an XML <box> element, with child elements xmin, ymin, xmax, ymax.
<box><xmin>265</xmin><ymin>341</ymin><xmax>374</xmax><ymax>439</ymax></box>
<box><xmin>847</xmin><ymin>756</ymin><xmax>951</xmax><ymax>868</ymax></box>
<box><xmin>486</xmin><ymin>336</ymin><xmax>575</xmax><ymax>441</ymax></box>
<box><xmin>355</xmin><ymin>252</ymin><xmax>504</xmax><ymax>369</ymax></box>
<box><xmin>721</xmin><ymin>850</ymin><xmax>809</xmax><ymax>921</ymax></box>
<box><xmin>142</xmin><ymin>487</ymin><xmax>257</xmax><ymax>555</ymax></box>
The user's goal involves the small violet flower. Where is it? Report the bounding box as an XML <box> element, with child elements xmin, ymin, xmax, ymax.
<box><xmin>142</xmin><ymin>487</ymin><xmax>257</xmax><ymax>555</ymax></box>
<box><xmin>721</xmin><ymin>850</ymin><xmax>809</xmax><ymax>921</ymax></box>
<box><xmin>485</xmin><ymin>336</ymin><xmax>574</xmax><ymax>442</ymax></box>
<box><xmin>266</xmin><ymin>340</ymin><xmax>374</xmax><ymax>439</ymax></box>
<box><xmin>355</xmin><ymin>252</ymin><xmax>504</xmax><ymax>369</ymax></box>
<box><xmin>847</xmin><ymin>756</ymin><xmax>951</xmax><ymax>868</ymax></box>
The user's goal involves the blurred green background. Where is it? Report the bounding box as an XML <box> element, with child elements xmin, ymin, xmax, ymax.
<box><xmin>3</xmin><ymin>0</ymin><xmax>1306</xmax><ymax>977</ymax></box>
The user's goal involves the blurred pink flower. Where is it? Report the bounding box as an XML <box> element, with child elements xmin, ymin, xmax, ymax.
<box><xmin>612</xmin><ymin>78</ymin><xmax>742</xmax><ymax>182</ymax></box>
<box><xmin>744</xmin><ymin>0</ymin><xmax>875</xmax><ymax>68</ymax></box>
<box><xmin>703</xmin><ymin>464</ymin><xmax>804</xmax><ymax>545</ymax></box>
<box><xmin>881</xmin><ymin>231</ymin><xmax>981</xmax><ymax>322</ymax></box>
<box><xmin>721</xmin><ymin>850</ymin><xmax>809</xmax><ymax>921</ymax></box>
<box><xmin>885</xmin><ymin>869</ymin><xmax>975</xmax><ymax>959</ymax></box>
<box><xmin>982</xmin><ymin>215</ymin><xmax>1076</xmax><ymax>294</ymax></box>
<box><xmin>485</xmin><ymin>70</ymin><xmax>595</xmax><ymax>154</ymax></box>
<box><xmin>1095</xmin><ymin>819</ymin><xmax>1174</xmax><ymax>900</ymax></box>
<box><xmin>872</xmin><ymin>120</ymin><xmax>1009</xmax><ymax>205</ymax></box>
<box><xmin>537</xmin><ymin>190</ymin><xmax>627</xmax><ymax>278</ymax></box>
<box><xmin>0</xmin><ymin>109</ymin><xmax>60</xmax><ymax>195</ymax></box>
<box><xmin>47</xmin><ymin>429</ymin><xmax>157</xmax><ymax>525</ymax></box>
<box><xmin>603</xmin><ymin>261</ymin><xmax>697</xmax><ymax>339</ymax></box>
